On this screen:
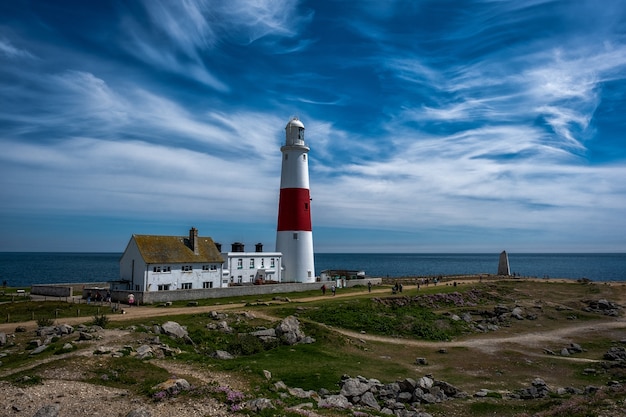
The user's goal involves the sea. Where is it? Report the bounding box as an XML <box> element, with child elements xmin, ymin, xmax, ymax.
<box><xmin>0</xmin><ymin>252</ymin><xmax>625</xmax><ymax>288</ymax></box>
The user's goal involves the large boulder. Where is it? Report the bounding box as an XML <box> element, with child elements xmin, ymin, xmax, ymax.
<box><xmin>160</xmin><ymin>321</ymin><xmax>188</xmax><ymax>339</ymax></box>
<box><xmin>275</xmin><ymin>316</ymin><xmax>306</xmax><ymax>345</ymax></box>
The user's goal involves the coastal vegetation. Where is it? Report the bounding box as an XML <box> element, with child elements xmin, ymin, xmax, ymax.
<box><xmin>1</xmin><ymin>278</ymin><xmax>626</xmax><ymax>416</ymax></box>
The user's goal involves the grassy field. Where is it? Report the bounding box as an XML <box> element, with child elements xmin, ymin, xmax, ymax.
<box><xmin>1</xmin><ymin>279</ymin><xmax>626</xmax><ymax>416</ymax></box>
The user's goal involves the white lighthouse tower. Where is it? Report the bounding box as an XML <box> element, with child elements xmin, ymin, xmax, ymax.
<box><xmin>276</xmin><ymin>117</ymin><xmax>315</xmax><ymax>283</ymax></box>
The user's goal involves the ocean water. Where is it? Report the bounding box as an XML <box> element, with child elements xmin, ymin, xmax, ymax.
<box><xmin>0</xmin><ymin>252</ymin><xmax>624</xmax><ymax>288</ymax></box>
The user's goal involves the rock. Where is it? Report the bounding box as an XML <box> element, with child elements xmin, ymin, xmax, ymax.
<box><xmin>0</xmin><ymin>332</ymin><xmax>6</xmax><ymax>346</ymax></box>
<box><xmin>511</xmin><ymin>307</ymin><xmax>524</xmax><ymax>320</ymax></box>
<box><xmin>216</xmin><ymin>320</ymin><xmax>233</xmax><ymax>333</ymax></box>
<box><xmin>273</xmin><ymin>381</ymin><xmax>287</xmax><ymax>391</ymax></box>
<box><xmin>56</xmin><ymin>324</ymin><xmax>74</xmax><ymax>335</ymax></box>
<box><xmin>568</xmin><ymin>343</ymin><xmax>583</xmax><ymax>353</ymax></box>
<box><xmin>275</xmin><ymin>316</ymin><xmax>305</xmax><ymax>345</ymax></box>
<box><xmin>415</xmin><ymin>357</ymin><xmax>428</xmax><ymax>365</ymax></box>
<box><xmin>318</xmin><ymin>394</ymin><xmax>351</xmax><ymax>409</ymax></box>
<box><xmin>125</xmin><ymin>408</ymin><xmax>152</xmax><ymax>417</ymax></box>
<box><xmin>30</xmin><ymin>344</ymin><xmax>48</xmax><ymax>355</ymax></box>
<box><xmin>15</xmin><ymin>326</ymin><xmax>27</xmax><ymax>333</ymax></box>
<box><xmin>29</xmin><ymin>339</ymin><xmax>42</xmax><ymax>347</ymax></box>
<box><xmin>160</xmin><ymin>321</ymin><xmax>188</xmax><ymax>339</ymax></box>
<box><xmin>288</xmin><ymin>387</ymin><xmax>319</xmax><ymax>400</ymax></box>
<box><xmin>340</xmin><ymin>379</ymin><xmax>368</xmax><ymax>398</ymax></box>
<box><xmin>560</xmin><ymin>348</ymin><xmax>570</xmax><ymax>356</ymax></box>
<box><xmin>135</xmin><ymin>345</ymin><xmax>153</xmax><ymax>359</ymax></box>
<box><xmin>417</xmin><ymin>376</ymin><xmax>434</xmax><ymax>390</ymax></box>
<box><xmin>33</xmin><ymin>404</ymin><xmax>60</xmax><ymax>417</ymax></box>
<box><xmin>360</xmin><ymin>391</ymin><xmax>381</xmax><ymax>410</ymax></box>
<box><xmin>398</xmin><ymin>377</ymin><xmax>417</xmax><ymax>392</ymax></box>
<box><xmin>245</xmin><ymin>398</ymin><xmax>274</xmax><ymax>412</ymax></box>
<box><xmin>62</xmin><ymin>343</ymin><xmax>73</xmax><ymax>350</ymax></box>
<box><xmin>37</xmin><ymin>326</ymin><xmax>57</xmax><ymax>336</ymax></box>
<box><xmin>211</xmin><ymin>350</ymin><xmax>234</xmax><ymax>360</ymax></box>
<box><xmin>79</xmin><ymin>332</ymin><xmax>94</xmax><ymax>341</ymax></box>
<box><xmin>251</xmin><ymin>329</ymin><xmax>277</xmax><ymax>338</ymax></box>
<box><xmin>263</xmin><ymin>369</ymin><xmax>272</xmax><ymax>380</ymax></box>
<box><xmin>153</xmin><ymin>378</ymin><xmax>191</xmax><ymax>395</ymax></box>
<box><xmin>94</xmin><ymin>346</ymin><xmax>111</xmax><ymax>355</ymax></box>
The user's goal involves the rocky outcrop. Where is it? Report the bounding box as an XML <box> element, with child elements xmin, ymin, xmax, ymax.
<box><xmin>584</xmin><ymin>299</ymin><xmax>621</xmax><ymax>316</ymax></box>
<box><xmin>275</xmin><ymin>316</ymin><xmax>315</xmax><ymax>345</ymax></box>
<box><xmin>160</xmin><ymin>321</ymin><xmax>188</xmax><ymax>339</ymax></box>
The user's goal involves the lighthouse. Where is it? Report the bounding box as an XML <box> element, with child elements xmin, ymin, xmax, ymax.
<box><xmin>276</xmin><ymin>117</ymin><xmax>315</xmax><ymax>283</ymax></box>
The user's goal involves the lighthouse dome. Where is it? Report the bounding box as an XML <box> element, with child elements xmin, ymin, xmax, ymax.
<box><xmin>285</xmin><ymin>117</ymin><xmax>305</xmax><ymax>146</ymax></box>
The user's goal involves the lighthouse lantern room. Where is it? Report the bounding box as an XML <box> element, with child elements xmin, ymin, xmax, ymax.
<box><xmin>276</xmin><ymin>117</ymin><xmax>315</xmax><ymax>283</ymax></box>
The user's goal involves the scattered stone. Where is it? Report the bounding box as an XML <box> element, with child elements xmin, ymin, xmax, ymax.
<box><xmin>263</xmin><ymin>369</ymin><xmax>272</xmax><ymax>380</ymax></box>
<box><xmin>135</xmin><ymin>345</ymin><xmax>154</xmax><ymax>359</ymax></box>
<box><xmin>160</xmin><ymin>321</ymin><xmax>188</xmax><ymax>339</ymax></box>
<box><xmin>125</xmin><ymin>408</ymin><xmax>152</xmax><ymax>417</ymax></box>
<box><xmin>153</xmin><ymin>378</ymin><xmax>191</xmax><ymax>395</ymax></box>
<box><xmin>30</xmin><ymin>344</ymin><xmax>48</xmax><ymax>355</ymax></box>
<box><xmin>318</xmin><ymin>394</ymin><xmax>351</xmax><ymax>409</ymax></box>
<box><xmin>15</xmin><ymin>326</ymin><xmax>27</xmax><ymax>333</ymax></box>
<box><xmin>78</xmin><ymin>332</ymin><xmax>94</xmax><ymax>341</ymax></box>
<box><xmin>210</xmin><ymin>350</ymin><xmax>234</xmax><ymax>360</ymax></box>
<box><xmin>273</xmin><ymin>381</ymin><xmax>288</xmax><ymax>391</ymax></box>
<box><xmin>33</xmin><ymin>404</ymin><xmax>60</xmax><ymax>417</ymax></box>
<box><xmin>245</xmin><ymin>398</ymin><xmax>274</xmax><ymax>412</ymax></box>
<box><xmin>0</xmin><ymin>332</ymin><xmax>6</xmax><ymax>346</ymax></box>
<box><xmin>416</xmin><ymin>357</ymin><xmax>428</xmax><ymax>365</ymax></box>
<box><xmin>94</xmin><ymin>346</ymin><xmax>111</xmax><ymax>355</ymax></box>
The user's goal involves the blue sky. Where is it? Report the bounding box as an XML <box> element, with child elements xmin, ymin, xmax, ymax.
<box><xmin>1</xmin><ymin>0</ymin><xmax>625</xmax><ymax>253</ymax></box>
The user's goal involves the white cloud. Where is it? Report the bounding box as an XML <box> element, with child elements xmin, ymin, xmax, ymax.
<box><xmin>0</xmin><ymin>38</ymin><xmax>35</xmax><ymax>59</ymax></box>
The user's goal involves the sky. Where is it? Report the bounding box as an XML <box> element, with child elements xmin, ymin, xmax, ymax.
<box><xmin>1</xmin><ymin>0</ymin><xmax>626</xmax><ymax>253</ymax></box>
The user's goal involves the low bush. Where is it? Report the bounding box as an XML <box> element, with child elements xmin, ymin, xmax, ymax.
<box><xmin>92</xmin><ymin>313</ymin><xmax>110</xmax><ymax>328</ymax></box>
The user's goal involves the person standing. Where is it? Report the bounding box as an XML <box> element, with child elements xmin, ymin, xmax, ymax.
<box><xmin>331</xmin><ymin>285</ymin><xmax>336</xmax><ymax>296</ymax></box>
<box><xmin>368</xmin><ymin>281</ymin><xmax>372</xmax><ymax>292</ymax></box>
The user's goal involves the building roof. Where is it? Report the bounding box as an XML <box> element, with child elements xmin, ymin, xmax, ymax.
<box><xmin>132</xmin><ymin>234</ymin><xmax>224</xmax><ymax>264</ymax></box>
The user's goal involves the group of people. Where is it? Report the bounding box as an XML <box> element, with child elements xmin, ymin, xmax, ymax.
<box><xmin>86</xmin><ymin>290</ymin><xmax>111</xmax><ymax>304</ymax></box>
<box><xmin>320</xmin><ymin>284</ymin><xmax>336</xmax><ymax>296</ymax></box>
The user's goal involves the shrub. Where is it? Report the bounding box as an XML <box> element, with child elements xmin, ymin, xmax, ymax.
<box><xmin>36</xmin><ymin>317</ymin><xmax>54</xmax><ymax>327</ymax></box>
<box><xmin>92</xmin><ymin>313</ymin><xmax>110</xmax><ymax>328</ymax></box>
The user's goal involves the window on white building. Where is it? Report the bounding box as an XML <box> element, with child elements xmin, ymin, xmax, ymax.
<box><xmin>157</xmin><ymin>284</ymin><xmax>170</xmax><ymax>291</ymax></box>
<box><xmin>182</xmin><ymin>265</ymin><xmax>192</xmax><ymax>272</ymax></box>
<box><xmin>261</xmin><ymin>258</ymin><xmax>265</xmax><ymax>268</ymax></box>
<box><xmin>181</xmin><ymin>283</ymin><xmax>192</xmax><ymax>289</ymax></box>
<box><xmin>270</xmin><ymin>258</ymin><xmax>275</xmax><ymax>268</ymax></box>
<box><xmin>250</xmin><ymin>259</ymin><xmax>255</xmax><ymax>268</ymax></box>
<box><xmin>237</xmin><ymin>259</ymin><xmax>243</xmax><ymax>269</ymax></box>
<box><xmin>203</xmin><ymin>282</ymin><xmax>213</xmax><ymax>289</ymax></box>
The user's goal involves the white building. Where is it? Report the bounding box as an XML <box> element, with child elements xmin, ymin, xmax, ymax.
<box><xmin>115</xmin><ymin>227</ymin><xmax>224</xmax><ymax>292</ymax></box>
<box><xmin>220</xmin><ymin>242</ymin><xmax>282</xmax><ymax>286</ymax></box>
<box><xmin>276</xmin><ymin>117</ymin><xmax>316</xmax><ymax>282</ymax></box>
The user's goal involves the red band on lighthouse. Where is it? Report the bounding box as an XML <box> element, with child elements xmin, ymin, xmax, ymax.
<box><xmin>277</xmin><ymin>188</ymin><xmax>312</xmax><ymax>231</ymax></box>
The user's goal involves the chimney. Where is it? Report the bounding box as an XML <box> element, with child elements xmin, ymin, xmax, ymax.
<box><xmin>231</xmin><ymin>242</ymin><xmax>245</xmax><ymax>252</ymax></box>
<box><xmin>255</xmin><ymin>243</ymin><xmax>263</xmax><ymax>253</ymax></box>
<box><xmin>189</xmin><ymin>227</ymin><xmax>199</xmax><ymax>255</ymax></box>
<box><xmin>215</xmin><ymin>242</ymin><xmax>222</xmax><ymax>252</ymax></box>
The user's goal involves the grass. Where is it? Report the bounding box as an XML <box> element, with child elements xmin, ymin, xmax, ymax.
<box><xmin>0</xmin><ymin>300</ymin><xmax>115</xmax><ymax>323</ymax></box>
<box><xmin>2</xmin><ymin>279</ymin><xmax>625</xmax><ymax>417</ymax></box>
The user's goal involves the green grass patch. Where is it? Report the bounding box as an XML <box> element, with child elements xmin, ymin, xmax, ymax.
<box><xmin>278</xmin><ymin>298</ymin><xmax>468</xmax><ymax>341</ymax></box>
<box><xmin>0</xmin><ymin>300</ymin><xmax>115</xmax><ymax>323</ymax></box>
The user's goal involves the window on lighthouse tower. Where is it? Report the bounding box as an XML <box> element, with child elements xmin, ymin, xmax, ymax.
<box><xmin>298</xmin><ymin>127</ymin><xmax>304</xmax><ymax>140</ymax></box>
